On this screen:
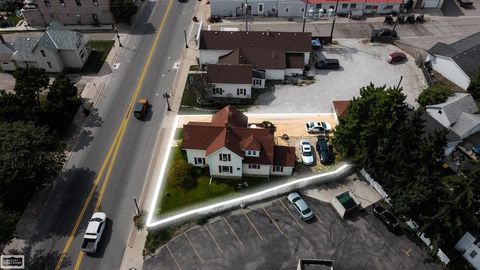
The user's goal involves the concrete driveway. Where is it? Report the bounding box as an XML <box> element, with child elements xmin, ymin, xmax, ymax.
<box><xmin>144</xmin><ymin>182</ymin><xmax>439</xmax><ymax>270</ymax></box>
<box><xmin>249</xmin><ymin>39</ymin><xmax>427</xmax><ymax>114</ymax></box>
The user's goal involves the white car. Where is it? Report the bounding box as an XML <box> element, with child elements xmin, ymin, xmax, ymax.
<box><xmin>287</xmin><ymin>192</ymin><xmax>314</xmax><ymax>220</ymax></box>
<box><xmin>305</xmin><ymin>121</ymin><xmax>332</xmax><ymax>134</ymax></box>
<box><xmin>299</xmin><ymin>140</ymin><xmax>314</xmax><ymax>165</ymax></box>
<box><xmin>81</xmin><ymin>212</ymin><xmax>107</xmax><ymax>253</ymax></box>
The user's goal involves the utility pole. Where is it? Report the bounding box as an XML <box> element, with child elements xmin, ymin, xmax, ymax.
<box><xmin>133</xmin><ymin>196</ymin><xmax>140</xmax><ymax>215</ymax></box>
<box><xmin>183</xmin><ymin>27</ymin><xmax>189</xmax><ymax>48</ymax></box>
<box><xmin>392</xmin><ymin>0</ymin><xmax>405</xmax><ymax>34</ymax></box>
<box><xmin>329</xmin><ymin>0</ymin><xmax>340</xmax><ymax>42</ymax></box>
<box><xmin>113</xmin><ymin>24</ymin><xmax>122</xmax><ymax>47</ymax></box>
<box><xmin>396</xmin><ymin>75</ymin><xmax>404</xmax><ymax>90</ymax></box>
<box><xmin>302</xmin><ymin>0</ymin><xmax>308</xmax><ymax>32</ymax></box>
<box><xmin>244</xmin><ymin>0</ymin><xmax>249</xmax><ymax>31</ymax></box>
<box><xmin>163</xmin><ymin>91</ymin><xmax>171</xmax><ymax>111</ymax></box>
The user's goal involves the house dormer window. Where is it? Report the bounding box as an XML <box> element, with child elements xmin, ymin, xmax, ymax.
<box><xmin>245</xmin><ymin>150</ymin><xmax>259</xmax><ymax>157</ymax></box>
<box><xmin>40</xmin><ymin>50</ymin><xmax>46</xmax><ymax>57</ymax></box>
<box><xmin>219</xmin><ymin>153</ymin><xmax>231</xmax><ymax>161</ymax></box>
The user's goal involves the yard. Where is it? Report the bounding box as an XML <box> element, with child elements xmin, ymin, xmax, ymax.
<box><xmin>80</xmin><ymin>40</ymin><xmax>115</xmax><ymax>74</ymax></box>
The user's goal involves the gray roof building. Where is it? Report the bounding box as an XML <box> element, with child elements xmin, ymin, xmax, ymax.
<box><xmin>426</xmin><ymin>93</ymin><xmax>478</xmax><ymax>127</ymax></box>
<box><xmin>452</xmin><ymin>112</ymin><xmax>480</xmax><ymax>139</ymax></box>
<box><xmin>11</xmin><ymin>37</ymin><xmax>40</xmax><ymax>62</ymax></box>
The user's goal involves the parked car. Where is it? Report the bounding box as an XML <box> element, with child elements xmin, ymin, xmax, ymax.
<box><xmin>315</xmin><ymin>58</ymin><xmax>340</xmax><ymax>70</ymax></box>
<box><xmin>457</xmin><ymin>0</ymin><xmax>473</xmax><ymax>7</ymax></box>
<box><xmin>373</xmin><ymin>206</ymin><xmax>399</xmax><ymax>231</ymax></box>
<box><xmin>133</xmin><ymin>98</ymin><xmax>149</xmax><ymax>119</ymax></box>
<box><xmin>299</xmin><ymin>140</ymin><xmax>314</xmax><ymax>165</ymax></box>
<box><xmin>305</xmin><ymin>121</ymin><xmax>332</xmax><ymax>134</ymax></box>
<box><xmin>372</xmin><ymin>28</ymin><xmax>397</xmax><ymax>38</ymax></box>
<box><xmin>316</xmin><ymin>136</ymin><xmax>332</xmax><ymax>164</ymax></box>
<box><xmin>387</xmin><ymin>52</ymin><xmax>407</xmax><ymax>64</ymax></box>
<box><xmin>287</xmin><ymin>192</ymin><xmax>314</xmax><ymax>220</ymax></box>
<box><xmin>81</xmin><ymin>212</ymin><xmax>107</xmax><ymax>253</ymax></box>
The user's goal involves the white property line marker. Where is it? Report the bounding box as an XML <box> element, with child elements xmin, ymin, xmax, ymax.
<box><xmin>243</xmin><ymin>210</ymin><xmax>264</xmax><ymax>241</ymax></box>
<box><xmin>166</xmin><ymin>244</ymin><xmax>182</xmax><ymax>270</ymax></box>
<box><xmin>279</xmin><ymin>199</ymin><xmax>304</xmax><ymax>229</ymax></box>
<box><xmin>184</xmin><ymin>232</ymin><xmax>203</xmax><ymax>262</ymax></box>
<box><xmin>263</xmin><ymin>207</ymin><xmax>283</xmax><ymax>235</ymax></box>
<box><xmin>205</xmin><ymin>225</ymin><xmax>223</xmax><ymax>254</ymax></box>
<box><xmin>224</xmin><ymin>217</ymin><xmax>244</xmax><ymax>246</ymax></box>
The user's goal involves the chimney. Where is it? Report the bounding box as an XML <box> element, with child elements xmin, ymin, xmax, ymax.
<box><xmin>272</xmin><ymin>50</ymin><xmax>275</xmax><ymax>58</ymax></box>
<box><xmin>0</xmin><ymin>34</ymin><xmax>4</xmax><ymax>44</ymax></box>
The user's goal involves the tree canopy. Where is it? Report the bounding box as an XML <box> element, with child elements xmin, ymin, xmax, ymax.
<box><xmin>469</xmin><ymin>68</ymin><xmax>480</xmax><ymax>100</ymax></box>
<box><xmin>417</xmin><ymin>83</ymin><xmax>453</xmax><ymax>107</ymax></box>
<box><xmin>110</xmin><ymin>0</ymin><xmax>138</xmax><ymax>24</ymax></box>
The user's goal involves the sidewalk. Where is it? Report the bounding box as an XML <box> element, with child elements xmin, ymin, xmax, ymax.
<box><xmin>0</xmin><ymin>20</ymin><xmax>114</xmax><ymax>33</ymax></box>
<box><xmin>118</xmin><ymin>1</ymin><xmax>208</xmax><ymax>269</ymax></box>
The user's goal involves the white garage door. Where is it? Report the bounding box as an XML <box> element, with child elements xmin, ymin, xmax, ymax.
<box><xmin>423</xmin><ymin>0</ymin><xmax>440</xmax><ymax>8</ymax></box>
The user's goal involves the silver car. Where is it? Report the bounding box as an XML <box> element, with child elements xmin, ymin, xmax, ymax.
<box><xmin>287</xmin><ymin>192</ymin><xmax>314</xmax><ymax>220</ymax></box>
<box><xmin>299</xmin><ymin>140</ymin><xmax>314</xmax><ymax>165</ymax></box>
<box><xmin>305</xmin><ymin>121</ymin><xmax>332</xmax><ymax>134</ymax></box>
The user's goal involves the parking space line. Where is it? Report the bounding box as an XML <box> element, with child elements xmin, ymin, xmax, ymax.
<box><xmin>224</xmin><ymin>217</ymin><xmax>244</xmax><ymax>246</ymax></box>
<box><xmin>243</xmin><ymin>210</ymin><xmax>264</xmax><ymax>241</ymax></box>
<box><xmin>184</xmin><ymin>232</ymin><xmax>203</xmax><ymax>263</ymax></box>
<box><xmin>279</xmin><ymin>199</ymin><xmax>304</xmax><ymax>229</ymax></box>
<box><xmin>263</xmin><ymin>207</ymin><xmax>284</xmax><ymax>235</ymax></box>
<box><xmin>166</xmin><ymin>244</ymin><xmax>182</xmax><ymax>270</ymax></box>
<box><xmin>205</xmin><ymin>225</ymin><xmax>223</xmax><ymax>254</ymax></box>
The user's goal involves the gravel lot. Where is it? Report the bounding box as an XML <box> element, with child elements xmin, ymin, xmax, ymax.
<box><xmin>248</xmin><ymin>39</ymin><xmax>427</xmax><ymax>114</ymax></box>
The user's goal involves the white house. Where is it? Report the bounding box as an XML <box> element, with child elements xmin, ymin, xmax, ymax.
<box><xmin>0</xmin><ymin>21</ymin><xmax>90</xmax><ymax>72</ymax></box>
<box><xmin>182</xmin><ymin>106</ymin><xmax>296</xmax><ymax>179</ymax></box>
<box><xmin>455</xmin><ymin>232</ymin><xmax>480</xmax><ymax>270</ymax></box>
<box><xmin>198</xmin><ymin>30</ymin><xmax>311</xmax><ymax>82</ymax></box>
<box><xmin>426</xmin><ymin>32</ymin><xmax>480</xmax><ymax>91</ymax></box>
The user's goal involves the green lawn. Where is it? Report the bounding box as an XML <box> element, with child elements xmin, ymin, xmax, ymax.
<box><xmin>81</xmin><ymin>40</ymin><xmax>115</xmax><ymax>74</ymax></box>
<box><xmin>7</xmin><ymin>15</ymin><xmax>21</xmax><ymax>26</ymax></box>
<box><xmin>174</xmin><ymin>128</ymin><xmax>184</xmax><ymax>140</ymax></box>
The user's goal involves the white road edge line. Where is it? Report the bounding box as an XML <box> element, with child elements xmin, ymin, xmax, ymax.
<box><xmin>205</xmin><ymin>225</ymin><xmax>223</xmax><ymax>254</ymax></box>
<box><xmin>263</xmin><ymin>207</ymin><xmax>283</xmax><ymax>235</ymax></box>
<box><xmin>184</xmin><ymin>232</ymin><xmax>203</xmax><ymax>263</ymax></box>
<box><xmin>243</xmin><ymin>210</ymin><xmax>264</xmax><ymax>241</ymax></box>
<box><xmin>224</xmin><ymin>217</ymin><xmax>244</xmax><ymax>246</ymax></box>
<box><xmin>166</xmin><ymin>244</ymin><xmax>182</xmax><ymax>270</ymax></box>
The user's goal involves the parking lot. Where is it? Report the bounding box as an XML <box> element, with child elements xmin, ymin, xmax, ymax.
<box><xmin>144</xmin><ymin>193</ymin><xmax>440</xmax><ymax>270</ymax></box>
<box><xmin>249</xmin><ymin>39</ymin><xmax>427</xmax><ymax>114</ymax></box>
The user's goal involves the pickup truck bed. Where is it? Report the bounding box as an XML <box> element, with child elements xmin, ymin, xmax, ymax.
<box><xmin>81</xmin><ymin>238</ymin><xmax>96</xmax><ymax>252</ymax></box>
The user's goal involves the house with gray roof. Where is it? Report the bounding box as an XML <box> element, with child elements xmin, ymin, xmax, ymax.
<box><xmin>426</xmin><ymin>32</ymin><xmax>480</xmax><ymax>90</ymax></box>
<box><xmin>0</xmin><ymin>21</ymin><xmax>90</xmax><ymax>72</ymax></box>
<box><xmin>425</xmin><ymin>93</ymin><xmax>480</xmax><ymax>153</ymax></box>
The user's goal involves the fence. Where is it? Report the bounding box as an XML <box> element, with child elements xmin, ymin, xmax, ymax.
<box><xmin>359</xmin><ymin>168</ymin><xmax>389</xmax><ymax>201</ymax></box>
<box><xmin>146</xmin><ymin>164</ymin><xmax>352</xmax><ymax>230</ymax></box>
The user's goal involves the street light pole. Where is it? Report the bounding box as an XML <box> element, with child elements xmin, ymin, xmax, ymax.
<box><xmin>329</xmin><ymin>0</ymin><xmax>340</xmax><ymax>42</ymax></box>
<box><xmin>163</xmin><ymin>91</ymin><xmax>171</xmax><ymax>111</ymax></box>
<box><xmin>133</xmin><ymin>196</ymin><xmax>140</xmax><ymax>215</ymax></box>
<box><xmin>302</xmin><ymin>0</ymin><xmax>308</xmax><ymax>32</ymax></box>
<box><xmin>113</xmin><ymin>24</ymin><xmax>123</xmax><ymax>47</ymax></box>
<box><xmin>183</xmin><ymin>27</ymin><xmax>189</xmax><ymax>48</ymax></box>
<box><xmin>392</xmin><ymin>0</ymin><xmax>405</xmax><ymax>33</ymax></box>
<box><xmin>245</xmin><ymin>0</ymin><xmax>249</xmax><ymax>31</ymax></box>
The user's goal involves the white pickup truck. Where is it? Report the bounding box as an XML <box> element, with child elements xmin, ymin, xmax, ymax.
<box><xmin>81</xmin><ymin>212</ymin><xmax>107</xmax><ymax>253</ymax></box>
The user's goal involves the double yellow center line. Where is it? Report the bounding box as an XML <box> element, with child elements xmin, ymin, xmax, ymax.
<box><xmin>55</xmin><ymin>0</ymin><xmax>174</xmax><ymax>269</ymax></box>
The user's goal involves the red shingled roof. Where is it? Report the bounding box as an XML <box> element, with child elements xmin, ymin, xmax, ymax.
<box><xmin>206</xmin><ymin>64</ymin><xmax>253</xmax><ymax>84</ymax></box>
<box><xmin>333</xmin><ymin>100</ymin><xmax>351</xmax><ymax>118</ymax></box>
<box><xmin>273</xmin><ymin>145</ymin><xmax>296</xmax><ymax>167</ymax></box>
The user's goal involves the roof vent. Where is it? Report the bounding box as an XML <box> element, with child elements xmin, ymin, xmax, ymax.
<box><xmin>215</xmin><ymin>31</ymin><xmax>218</xmax><ymax>34</ymax></box>
<box><xmin>246</xmin><ymin>32</ymin><xmax>249</xmax><ymax>35</ymax></box>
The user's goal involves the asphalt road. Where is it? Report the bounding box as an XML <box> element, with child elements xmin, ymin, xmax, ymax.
<box><xmin>22</xmin><ymin>0</ymin><xmax>196</xmax><ymax>269</ymax></box>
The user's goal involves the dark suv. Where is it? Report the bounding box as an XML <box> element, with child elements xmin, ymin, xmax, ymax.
<box><xmin>316</xmin><ymin>136</ymin><xmax>332</xmax><ymax>164</ymax></box>
<box><xmin>372</xmin><ymin>28</ymin><xmax>397</xmax><ymax>38</ymax></box>
<box><xmin>373</xmin><ymin>206</ymin><xmax>400</xmax><ymax>231</ymax></box>
<box><xmin>315</xmin><ymin>58</ymin><xmax>340</xmax><ymax>70</ymax></box>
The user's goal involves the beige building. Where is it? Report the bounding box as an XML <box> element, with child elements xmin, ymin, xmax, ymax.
<box><xmin>21</xmin><ymin>0</ymin><xmax>113</xmax><ymax>26</ymax></box>
<box><xmin>0</xmin><ymin>21</ymin><xmax>90</xmax><ymax>72</ymax></box>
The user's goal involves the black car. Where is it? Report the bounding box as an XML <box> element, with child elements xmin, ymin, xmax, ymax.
<box><xmin>373</xmin><ymin>206</ymin><xmax>400</xmax><ymax>231</ymax></box>
<box><xmin>316</xmin><ymin>136</ymin><xmax>332</xmax><ymax>164</ymax></box>
<box><xmin>372</xmin><ymin>28</ymin><xmax>397</xmax><ymax>38</ymax></box>
<box><xmin>315</xmin><ymin>58</ymin><xmax>340</xmax><ymax>70</ymax></box>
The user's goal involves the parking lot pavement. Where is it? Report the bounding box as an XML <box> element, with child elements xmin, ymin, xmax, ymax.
<box><xmin>144</xmin><ymin>195</ymin><xmax>440</xmax><ymax>270</ymax></box>
<box><xmin>249</xmin><ymin>39</ymin><xmax>427</xmax><ymax>114</ymax></box>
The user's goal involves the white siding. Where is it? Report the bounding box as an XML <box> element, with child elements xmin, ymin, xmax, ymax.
<box><xmin>285</xmin><ymin>68</ymin><xmax>303</xmax><ymax>76</ymax></box>
<box><xmin>303</xmin><ymin>52</ymin><xmax>310</xmax><ymax>65</ymax></box>
<box><xmin>211</xmin><ymin>83</ymin><xmax>252</xmax><ymax>99</ymax></box>
<box><xmin>270</xmin><ymin>166</ymin><xmax>293</xmax><ymax>175</ymax></box>
<box><xmin>252</xmin><ymin>78</ymin><xmax>266</xmax><ymax>89</ymax></box>
<box><xmin>277</xmin><ymin>1</ymin><xmax>307</xmax><ymax>17</ymax></box>
<box><xmin>455</xmin><ymin>232</ymin><xmax>480</xmax><ymax>270</ymax></box>
<box><xmin>185</xmin><ymin>149</ymin><xmax>207</xmax><ymax>166</ymax></box>
<box><xmin>199</xmin><ymin>49</ymin><xmax>233</xmax><ymax>65</ymax></box>
<box><xmin>32</xmin><ymin>46</ymin><xmax>64</xmax><ymax>72</ymax></box>
<box><xmin>210</xmin><ymin>0</ymin><xmax>244</xmax><ymax>16</ymax></box>
<box><xmin>0</xmin><ymin>61</ymin><xmax>16</xmax><ymax>71</ymax></box>
<box><xmin>429</xmin><ymin>55</ymin><xmax>470</xmax><ymax>90</ymax></box>
<box><xmin>243</xmin><ymin>163</ymin><xmax>270</xmax><ymax>176</ymax></box>
<box><xmin>207</xmin><ymin>147</ymin><xmax>243</xmax><ymax>178</ymax></box>
<box><xmin>265</xmin><ymin>69</ymin><xmax>285</xmax><ymax>80</ymax></box>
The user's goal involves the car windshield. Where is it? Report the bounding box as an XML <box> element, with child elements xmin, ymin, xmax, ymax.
<box><xmin>384</xmin><ymin>212</ymin><xmax>397</xmax><ymax>223</ymax></box>
<box><xmin>292</xmin><ymin>197</ymin><xmax>301</xmax><ymax>203</ymax></box>
<box><xmin>302</xmin><ymin>208</ymin><xmax>311</xmax><ymax>215</ymax></box>
<box><xmin>303</xmin><ymin>150</ymin><xmax>312</xmax><ymax>157</ymax></box>
<box><xmin>321</xmin><ymin>122</ymin><xmax>326</xmax><ymax>128</ymax></box>
<box><xmin>91</xmin><ymin>218</ymin><xmax>103</xmax><ymax>222</ymax></box>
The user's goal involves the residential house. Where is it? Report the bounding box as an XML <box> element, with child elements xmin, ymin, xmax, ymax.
<box><xmin>426</xmin><ymin>32</ymin><xmax>480</xmax><ymax>90</ymax></box>
<box><xmin>182</xmin><ymin>106</ymin><xmax>296</xmax><ymax>179</ymax></box>
<box><xmin>21</xmin><ymin>0</ymin><xmax>113</xmax><ymax>26</ymax></box>
<box><xmin>332</xmin><ymin>100</ymin><xmax>350</xmax><ymax>124</ymax></box>
<box><xmin>0</xmin><ymin>21</ymin><xmax>90</xmax><ymax>72</ymax></box>
<box><xmin>455</xmin><ymin>232</ymin><xmax>480</xmax><ymax>270</ymax></box>
<box><xmin>425</xmin><ymin>93</ymin><xmax>480</xmax><ymax>154</ymax></box>
<box><xmin>198</xmin><ymin>29</ymin><xmax>310</xmax><ymax>81</ymax></box>
<box><xmin>210</xmin><ymin>0</ymin><xmax>401</xmax><ymax>18</ymax></box>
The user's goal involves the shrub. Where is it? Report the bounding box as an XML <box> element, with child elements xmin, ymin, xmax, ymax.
<box><xmin>417</xmin><ymin>83</ymin><xmax>453</xmax><ymax>107</ymax></box>
<box><xmin>143</xmin><ymin>230</ymin><xmax>172</xmax><ymax>256</ymax></box>
<box><xmin>168</xmin><ymin>159</ymin><xmax>197</xmax><ymax>190</ymax></box>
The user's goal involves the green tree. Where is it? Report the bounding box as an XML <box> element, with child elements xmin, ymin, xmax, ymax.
<box><xmin>0</xmin><ymin>90</ymin><xmax>26</xmax><ymax>123</ymax></box>
<box><xmin>0</xmin><ymin>122</ymin><xmax>65</xmax><ymax>209</ymax></box>
<box><xmin>13</xmin><ymin>67</ymin><xmax>49</xmax><ymax>108</ymax></box>
<box><xmin>0</xmin><ymin>205</ymin><xmax>20</xmax><ymax>246</ymax></box>
<box><xmin>417</xmin><ymin>83</ymin><xmax>453</xmax><ymax>107</ymax></box>
<box><xmin>110</xmin><ymin>0</ymin><xmax>138</xmax><ymax>24</ymax></box>
<box><xmin>44</xmin><ymin>74</ymin><xmax>81</xmax><ymax>135</ymax></box>
<box><xmin>168</xmin><ymin>159</ymin><xmax>197</xmax><ymax>190</ymax></box>
<box><xmin>469</xmin><ymin>68</ymin><xmax>480</xmax><ymax>100</ymax></box>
